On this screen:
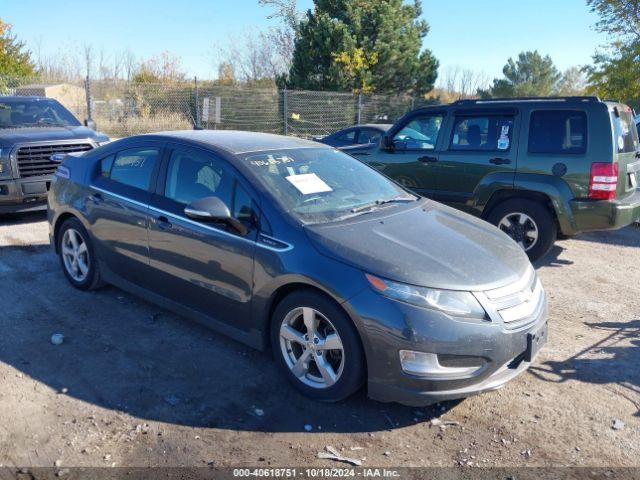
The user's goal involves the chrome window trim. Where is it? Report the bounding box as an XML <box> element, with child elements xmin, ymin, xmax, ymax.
<box><xmin>90</xmin><ymin>186</ymin><xmax>293</xmax><ymax>253</ymax></box>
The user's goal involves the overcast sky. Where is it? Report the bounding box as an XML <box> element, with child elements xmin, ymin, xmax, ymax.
<box><xmin>3</xmin><ymin>0</ymin><xmax>609</xmax><ymax>81</ymax></box>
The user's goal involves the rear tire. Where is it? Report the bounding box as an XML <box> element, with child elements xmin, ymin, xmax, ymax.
<box><xmin>270</xmin><ymin>290</ymin><xmax>365</xmax><ymax>402</ymax></box>
<box><xmin>57</xmin><ymin>217</ymin><xmax>103</xmax><ymax>290</ymax></box>
<box><xmin>487</xmin><ymin>199</ymin><xmax>556</xmax><ymax>262</ymax></box>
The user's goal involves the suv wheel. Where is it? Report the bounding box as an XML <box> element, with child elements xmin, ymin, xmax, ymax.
<box><xmin>271</xmin><ymin>290</ymin><xmax>365</xmax><ymax>402</ymax></box>
<box><xmin>487</xmin><ymin>199</ymin><xmax>557</xmax><ymax>262</ymax></box>
<box><xmin>57</xmin><ymin>217</ymin><xmax>102</xmax><ymax>290</ymax></box>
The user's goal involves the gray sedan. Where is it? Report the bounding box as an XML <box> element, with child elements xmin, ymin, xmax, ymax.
<box><xmin>48</xmin><ymin>131</ymin><xmax>547</xmax><ymax>406</ymax></box>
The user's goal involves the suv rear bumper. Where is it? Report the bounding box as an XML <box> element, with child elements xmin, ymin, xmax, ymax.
<box><xmin>570</xmin><ymin>189</ymin><xmax>640</xmax><ymax>232</ymax></box>
<box><xmin>0</xmin><ymin>177</ymin><xmax>51</xmax><ymax>213</ymax></box>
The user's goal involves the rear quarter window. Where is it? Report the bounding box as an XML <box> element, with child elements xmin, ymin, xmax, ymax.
<box><xmin>610</xmin><ymin>107</ymin><xmax>639</xmax><ymax>153</ymax></box>
<box><xmin>528</xmin><ymin>110</ymin><xmax>587</xmax><ymax>155</ymax></box>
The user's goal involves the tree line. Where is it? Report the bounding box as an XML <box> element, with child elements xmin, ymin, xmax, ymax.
<box><xmin>0</xmin><ymin>1</ymin><xmax>638</xmax><ymax>107</ymax></box>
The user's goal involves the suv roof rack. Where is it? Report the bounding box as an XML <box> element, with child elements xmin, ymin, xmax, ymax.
<box><xmin>452</xmin><ymin>96</ymin><xmax>601</xmax><ymax>105</ymax></box>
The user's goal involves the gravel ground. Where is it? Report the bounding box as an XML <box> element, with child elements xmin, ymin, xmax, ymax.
<box><xmin>0</xmin><ymin>212</ymin><xmax>638</xmax><ymax>469</ymax></box>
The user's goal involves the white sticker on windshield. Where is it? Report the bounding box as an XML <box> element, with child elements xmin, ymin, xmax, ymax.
<box><xmin>286</xmin><ymin>173</ymin><xmax>333</xmax><ymax>195</ymax></box>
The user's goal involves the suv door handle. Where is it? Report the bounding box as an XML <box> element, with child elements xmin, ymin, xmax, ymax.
<box><xmin>489</xmin><ymin>157</ymin><xmax>511</xmax><ymax>165</ymax></box>
<box><xmin>418</xmin><ymin>155</ymin><xmax>438</xmax><ymax>163</ymax></box>
<box><xmin>157</xmin><ymin>215</ymin><xmax>172</xmax><ymax>230</ymax></box>
<box><xmin>89</xmin><ymin>193</ymin><xmax>103</xmax><ymax>204</ymax></box>
<box><xmin>351</xmin><ymin>151</ymin><xmax>370</xmax><ymax>156</ymax></box>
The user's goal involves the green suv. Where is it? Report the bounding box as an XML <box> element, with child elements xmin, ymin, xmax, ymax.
<box><xmin>346</xmin><ymin>96</ymin><xmax>640</xmax><ymax>261</ymax></box>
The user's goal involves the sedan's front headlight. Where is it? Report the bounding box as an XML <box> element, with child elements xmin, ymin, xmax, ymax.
<box><xmin>365</xmin><ymin>273</ymin><xmax>486</xmax><ymax>319</ymax></box>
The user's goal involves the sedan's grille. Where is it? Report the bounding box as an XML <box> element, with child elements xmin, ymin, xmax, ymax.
<box><xmin>16</xmin><ymin>143</ymin><xmax>93</xmax><ymax>178</ymax></box>
<box><xmin>478</xmin><ymin>267</ymin><xmax>544</xmax><ymax>329</ymax></box>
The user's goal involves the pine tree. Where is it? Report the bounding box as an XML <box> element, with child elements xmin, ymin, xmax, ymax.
<box><xmin>287</xmin><ymin>0</ymin><xmax>438</xmax><ymax>94</ymax></box>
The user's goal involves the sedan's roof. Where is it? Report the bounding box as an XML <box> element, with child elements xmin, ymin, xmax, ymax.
<box><xmin>144</xmin><ymin>130</ymin><xmax>324</xmax><ymax>155</ymax></box>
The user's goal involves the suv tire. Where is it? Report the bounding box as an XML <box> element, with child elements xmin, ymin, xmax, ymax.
<box><xmin>271</xmin><ymin>290</ymin><xmax>365</xmax><ymax>402</ymax></box>
<box><xmin>57</xmin><ymin>217</ymin><xmax>103</xmax><ymax>290</ymax></box>
<box><xmin>487</xmin><ymin>199</ymin><xmax>557</xmax><ymax>262</ymax></box>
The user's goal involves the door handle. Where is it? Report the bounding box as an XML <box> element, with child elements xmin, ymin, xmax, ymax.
<box><xmin>490</xmin><ymin>157</ymin><xmax>511</xmax><ymax>165</ymax></box>
<box><xmin>418</xmin><ymin>155</ymin><xmax>438</xmax><ymax>163</ymax></box>
<box><xmin>351</xmin><ymin>152</ymin><xmax>371</xmax><ymax>156</ymax></box>
<box><xmin>89</xmin><ymin>193</ymin><xmax>103</xmax><ymax>204</ymax></box>
<box><xmin>157</xmin><ymin>215</ymin><xmax>172</xmax><ymax>230</ymax></box>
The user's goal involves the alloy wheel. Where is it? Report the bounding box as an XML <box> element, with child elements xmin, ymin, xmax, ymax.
<box><xmin>61</xmin><ymin>228</ymin><xmax>90</xmax><ymax>283</ymax></box>
<box><xmin>498</xmin><ymin>212</ymin><xmax>539</xmax><ymax>252</ymax></box>
<box><xmin>279</xmin><ymin>307</ymin><xmax>345</xmax><ymax>389</ymax></box>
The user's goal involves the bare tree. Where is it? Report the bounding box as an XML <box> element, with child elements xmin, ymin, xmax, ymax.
<box><xmin>212</xmin><ymin>27</ymin><xmax>293</xmax><ymax>85</ymax></box>
<box><xmin>82</xmin><ymin>44</ymin><xmax>94</xmax><ymax>78</ymax></box>
<box><xmin>438</xmin><ymin>66</ymin><xmax>490</xmax><ymax>101</ymax></box>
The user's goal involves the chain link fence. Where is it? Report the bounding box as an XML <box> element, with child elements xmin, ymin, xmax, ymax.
<box><xmin>0</xmin><ymin>76</ymin><xmax>435</xmax><ymax>139</ymax></box>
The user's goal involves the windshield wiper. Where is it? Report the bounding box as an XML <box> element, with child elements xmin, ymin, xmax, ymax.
<box><xmin>349</xmin><ymin>197</ymin><xmax>415</xmax><ymax>214</ymax></box>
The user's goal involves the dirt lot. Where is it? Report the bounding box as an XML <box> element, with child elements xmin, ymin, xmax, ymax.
<box><xmin>0</xmin><ymin>212</ymin><xmax>638</xmax><ymax>470</ymax></box>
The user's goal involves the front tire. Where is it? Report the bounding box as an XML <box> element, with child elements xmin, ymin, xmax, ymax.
<box><xmin>57</xmin><ymin>217</ymin><xmax>102</xmax><ymax>290</ymax></box>
<box><xmin>487</xmin><ymin>199</ymin><xmax>557</xmax><ymax>262</ymax></box>
<box><xmin>270</xmin><ymin>290</ymin><xmax>365</xmax><ymax>402</ymax></box>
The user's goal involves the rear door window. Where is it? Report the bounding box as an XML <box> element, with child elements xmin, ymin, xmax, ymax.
<box><xmin>334</xmin><ymin>129</ymin><xmax>356</xmax><ymax>145</ymax></box>
<box><xmin>450</xmin><ymin>115</ymin><xmax>514</xmax><ymax>151</ymax></box>
<box><xmin>357</xmin><ymin>128</ymin><xmax>383</xmax><ymax>144</ymax></box>
<box><xmin>610</xmin><ymin>107</ymin><xmax>639</xmax><ymax>153</ymax></box>
<box><xmin>528</xmin><ymin>110</ymin><xmax>587</xmax><ymax>154</ymax></box>
<box><xmin>109</xmin><ymin>148</ymin><xmax>159</xmax><ymax>190</ymax></box>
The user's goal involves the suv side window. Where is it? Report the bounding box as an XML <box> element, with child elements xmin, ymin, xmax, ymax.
<box><xmin>109</xmin><ymin>148</ymin><xmax>159</xmax><ymax>190</ymax></box>
<box><xmin>450</xmin><ymin>116</ymin><xmax>514</xmax><ymax>151</ymax></box>
<box><xmin>393</xmin><ymin>114</ymin><xmax>444</xmax><ymax>150</ymax></box>
<box><xmin>165</xmin><ymin>148</ymin><xmax>232</xmax><ymax>206</ymax></box>
<box><xmin>529</xmin><ymin>110</ymin><xmax>587</xmax><ymax>154</ymax></box>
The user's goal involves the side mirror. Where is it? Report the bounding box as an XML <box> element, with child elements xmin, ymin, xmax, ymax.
<box><xmin>84</xmin><ymin>119</ymin><xmax>97</xmax><ymax>131</ymax></box>
<box><xmin>393</xmin><ymin>139</ymin><xmax>408</xmax><ymax>151</ymax></box>
<box><xmin>184</xmin><ymin>196</ymin><xmax>248</xmax><ymax>236</ymax></box>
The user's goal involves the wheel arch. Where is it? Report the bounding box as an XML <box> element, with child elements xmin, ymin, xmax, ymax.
<box><xmin>259</xmin><ymin>280</ymin><xmax>370</xmax><ymax>377</ymax></box>
<box><xmin>480</xmin><ymin>184</ymin><xmax>575</xmax><ymax>236</ymax></box>
<box><xmin>53</xmin><ymin>211</ymin><xmax>81</xmax><ymax>254</ymax></box>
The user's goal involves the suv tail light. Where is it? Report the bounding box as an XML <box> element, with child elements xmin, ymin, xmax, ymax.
<box><xmin>589</xmin><ymin>163</ymin><xmax>618</xmax><ymax>200</ymax></box>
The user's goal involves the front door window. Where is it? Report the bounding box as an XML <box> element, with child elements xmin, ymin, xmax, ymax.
<box><xmin>393</xmin><ymin>114</ymin><xmax>444</xmax><ymax>150</ymax></box>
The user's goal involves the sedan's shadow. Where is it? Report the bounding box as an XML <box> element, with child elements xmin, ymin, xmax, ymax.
<box><xmin>0</xmin><ymin>211</ymin><xmax>48</xmax><ymax>226</ymax></box>
<box><xmin>0</xmin><ymin>255</ymin><xmax>457</xmax><ymax>433</ymax></box>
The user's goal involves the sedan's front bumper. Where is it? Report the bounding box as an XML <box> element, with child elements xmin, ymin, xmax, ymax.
<box><xmin>345</xmin><ymin>286</ymin><xmax>548</xmax><ymax>406</ymax></box>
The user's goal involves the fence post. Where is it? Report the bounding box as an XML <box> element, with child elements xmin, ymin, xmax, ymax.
<box><xmin>84</xmin><ymin>76</ymin><xmax>93</xmax><ymax>122</ymax></box>
<box><xmin>283</xmin><ymin>87</ymin><xmax>289</xmax><ymax>136</ymax></box>
<box><xmin>357</xmin><ymin>92</ymin><xmax>362</xmax><ymax>124</ymax></box>
<box><xmin>194</xmin><ymin>76</ymin><xmax>201</xmax><ymax>129</ymax></box>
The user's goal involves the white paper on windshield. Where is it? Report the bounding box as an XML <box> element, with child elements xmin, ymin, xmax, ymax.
<box><xmin>286</xmin><ymin>173</ymin><xmax>333</xmax><ymax>195</ymax></box>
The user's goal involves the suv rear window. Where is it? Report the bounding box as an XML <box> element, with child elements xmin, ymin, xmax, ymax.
<box><xmin>528</xmin><ymin>110</ymin><xmax>587</xmax><ymax>154</ymax></box>
<box><xmin>610</xmin><ymin>107</ymin><xmax>639</xmax><ymax>153</ymax></box>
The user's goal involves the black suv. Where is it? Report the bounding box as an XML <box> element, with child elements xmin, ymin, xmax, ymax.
<box><xmin>0</xmin><ymin>96</ymin><xmax>109</xmax><ymax>213</ymax></box>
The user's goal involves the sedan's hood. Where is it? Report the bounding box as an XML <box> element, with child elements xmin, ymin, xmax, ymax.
<box><xmin>305</xmin><ymin>200</ymin><xmax>531</xmax><ymax>291</ymax></box>
<box><xmin>0</xmin><ymin>126</ymin><xmax>106</xmax><ymax>144</ymax></box>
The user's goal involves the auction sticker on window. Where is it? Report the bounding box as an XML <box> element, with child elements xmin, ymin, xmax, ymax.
<box><xmin>286</xmin><ymin>173</ymin><xmax>333</xmax><ymax>195</ymax></box>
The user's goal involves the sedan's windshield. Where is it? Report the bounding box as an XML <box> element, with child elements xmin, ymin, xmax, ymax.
<box><xmin>243</xmin><ymin>148</ymin><xmax>417</xmax><ymax>224</ymax></box>
<box><xmin>0</xmin><ymin>99</ymin><xmax>81</xmax><ymax>128</ymax></box>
